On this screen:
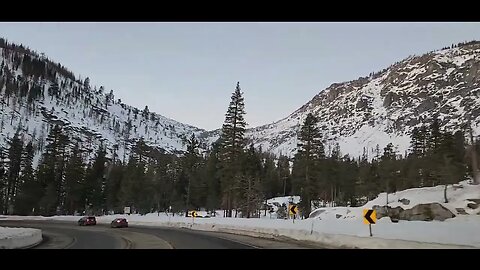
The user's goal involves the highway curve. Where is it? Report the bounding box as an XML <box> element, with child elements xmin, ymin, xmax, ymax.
<box><xmin>0</xmin><ymin>220</ymin><xmax>325</xmax><ymax>249</ymax></box>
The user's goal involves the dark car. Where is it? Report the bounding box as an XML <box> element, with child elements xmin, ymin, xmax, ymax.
<box><xmin>78</xmin><ymin>216</ymin><xmax>96</xmax><ymax>226</ymax></box>
<box><xmin>111</xmin><ymin>218</ymin><xmax>128</xmax><ymax>228</ymax></box>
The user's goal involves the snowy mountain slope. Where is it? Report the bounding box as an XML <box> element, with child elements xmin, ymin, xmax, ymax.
<box><xmin>243</xmin><ymin>42</ymin><xmax>480</xmax><ymax>159</ymax></box>
<box><xmin>3</xmin><ymin>39</ymin><xmax>480</xmax><ymax>164</ymax></box>
<box><xmin>0</xmin><ymin>41</ymin><xmax>206</xmax><ymax>163</ymax></box>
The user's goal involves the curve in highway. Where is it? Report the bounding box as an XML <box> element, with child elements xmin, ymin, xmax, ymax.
<box><xmin>0</xmin><ymin>220</ymin><xmax>323</xmax><ymax>249</ymax></box>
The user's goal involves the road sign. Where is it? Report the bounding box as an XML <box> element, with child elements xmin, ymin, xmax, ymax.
<box><xmin>289</xmin><ymin>205</ymin><xmax>298</xmax><ymax>216</ymax></box>
<box><xmin>124</xmin><ymin>207</ymin><xmax>131</xmax><ymax>214</ymax></box>
<box><xmin>363</xmin><ymin>209</ymin><xmax>376</xmax><ymax>224</ymax></box>
<box><xmin>190</xmin><ymin>210</ymin><xmax>197</xmax><ymax>217</ymax></box>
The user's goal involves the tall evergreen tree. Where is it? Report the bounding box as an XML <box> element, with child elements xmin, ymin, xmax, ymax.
<box><xmin>277</xmin><ymin>155</ymin><xmax>291</xmax><ymax>196</ymax></box>
<box><xmin>4</xmin><ymin>132</ymin><xmax>23</xmax><ymax>213</ymax></box>
<box><xmin>64</xmin><ymin>143</ymin><xmax>85</xmax><ymax>215</ymax></box>
<box><xmin>219</xmin><ymin>82</ymin><xmax>247</xmax><ymax>217</ymax></box>
<box><xmin>437</xmin><ymin>130</ymin><xmax>467</xmax><ymax>202</ymax></box>
<box><xmin>380</xmin><ymin>142</ymin><xmax>397</xmax><ymax>205</ymax></box>
<box><xmin>0</xmin><ymin>146</ymin><xmax>7</xmax><ymax>213</ymax></box>
<box><xmin>105</xmin><ymin>161</ymin><xmax>124</xmax><ymax>213</ymax></box>
<box><xmin>235</xmin><ymin>144</ymin><xmax>264</xmax><ymax>218</ymax></box>
<box><xmin>410</xmin><ymin>127</ymin><xmax>426</xmax><ymax>157</ymax></box>
<box><xmin>205</xmin><ymin>141</ymin><xmax>222</xmax><ymax>213</ymax></box>
<box><xmin>14</xmin><ymin>142</ymin><xmax>40</xmax><ymax>215</ymax></box>
<box><xmin>262</xmin><ymin>154</ymin><xmax>280</xmax><ymax>199</ymax></box>
<box><xmin>428</xmin><ymin>118</ymin><xmax>442</xmax><ymax>153</ymax></box>
<box><xmin>119</xmin><ymin>154</ymin><xmax>139</xmax><ymax>212</ymax></box>
<box><xmin>337</xmin><ymin>156</ymin><xmax>358</xmax><ymax>206</ymax></box>
<box><xmin>183</xmin><ymin>133</ymin><xmax>200</xmax><ymax>216</ymax></box>
<box><xmin>84</xmin><ymin>146</ymin><xmax>107</xmax><ymax>214</ymax></box>
<box><xmin>36</xmin><ymin>124</ymin><xmax>69</xmax><ymax>215</ymax></box>
<box><xmin>292</xmin><ymin>113</ymin><xmax>324</xmax><ymax>218</ymax></box>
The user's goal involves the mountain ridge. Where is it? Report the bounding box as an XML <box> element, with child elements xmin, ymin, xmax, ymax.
<box><xmin>2</xmin><ymin>37</ymin><xmax>479</xmax><ymax>163</ymax></box>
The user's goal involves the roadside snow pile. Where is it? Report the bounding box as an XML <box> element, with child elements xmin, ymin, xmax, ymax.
<box><xmin>310</xmin><ymin>180</ymin><xmax>480</xmax><ymax>221</ymax></box>
<box><xmin>0</xmin><ymin>227</ymin><xmax>42</xmax><ymax>249</ymax></box>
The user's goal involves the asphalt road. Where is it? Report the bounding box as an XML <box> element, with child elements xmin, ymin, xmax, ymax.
<box><xmin>0</xmin><ymin>220</ymin><xmax>325</xmax><ymax>249</ymax></box>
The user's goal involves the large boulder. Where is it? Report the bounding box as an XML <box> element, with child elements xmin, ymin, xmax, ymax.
<box><xmin>398</xmin><ymin>198</ymin><xmax>410</xmax><ymax>205</ymax></box>
<box><xmin>373</xmin><ymin>203</ymin><xmax>455</xmax><ymax>221</ymax></box>
<box><xmin>372</xmin><ymin>205</ymin><xmax>388</xmax><ymax>219</ymax></box>
<box><xmin>372</xmin><ymin>205</ymin><xmax>404</xmax><ymax>219</ymax></box>
<box><xmin>401</xmin><ymin>203</ymin><xmax>455</xmax><ymax>221</ymax></box>
<box><xmin>467</xmin><ymin>203</ymin><xmax>478</xmax><ymax>209</ymax></box>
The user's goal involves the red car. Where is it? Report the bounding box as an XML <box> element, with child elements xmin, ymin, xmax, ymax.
<box><xmin>111</xmin><ymin>218</ymin><xmax>128</xmax><ymax>228</ymax></box>
<box><xmin>78</xmin><ymin>216</ymin><xmax>96</xmax><ymax>226</ymax></box>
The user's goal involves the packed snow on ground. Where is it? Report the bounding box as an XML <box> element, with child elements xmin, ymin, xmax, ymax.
<box><xmin>2</xmin><ymin>181</ymin><xmax>479</xmax><ymax>248</ymax></box>
<box><xmin>0</xmin><ymin>226</ymin><xmax>42</xmax><ymax>249</ymax></box>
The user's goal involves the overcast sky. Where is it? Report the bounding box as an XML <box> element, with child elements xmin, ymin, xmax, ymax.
<box><xmin>1</xmin><ymin>22</ymin><xmax>479</xmax><ymax>130</ymax></box>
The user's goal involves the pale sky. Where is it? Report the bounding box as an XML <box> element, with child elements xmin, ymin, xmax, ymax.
<box><xmin>1</xmin><ymin>22</ymin><xmax>479</xmax><ymax>130</ymax></box>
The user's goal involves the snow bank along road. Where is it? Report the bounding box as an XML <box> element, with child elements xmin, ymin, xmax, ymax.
<box><xmin>0</xmin><ymin>220</ymin><xmax>326</xmax><ymax>249</ymax></box>
<box><xmin>0</xmin><ymin>225</ymin><xmax>42</xmax><ymax>249</ymax></box>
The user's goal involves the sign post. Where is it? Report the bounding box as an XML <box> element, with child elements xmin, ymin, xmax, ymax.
<box><xmin>190</xmin><ymin>210</ymin><xmax>197</xmax><ymax>225</ymax></box>
<box><xmin>289</xmin><ymin>204</ymin><xmax>298</xmax><ymax>224</ymax></box>
<box><xmin>363</xmin><ymin>209</ymin><xmax>377</xmax><ymax>237</ymax></box>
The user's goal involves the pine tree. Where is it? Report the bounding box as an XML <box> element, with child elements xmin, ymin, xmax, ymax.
<box><xmin>142</xmin><ymin>105</ymin><xmax>150</xmax><ymax>120</ymax></box>
<box><xmin>4</xmin><ymin>132</ymin><xmax>23</xmax><ymax>213</ymax></box>
<box><xmin>236</xmin><ymin>174</ymin><xmax>263</xmax><ymax>218</ymax></box>
<box><xmin>235</xmin><ymin>144</ymin><xmax>264</xmax><ymax>217</ymax></box>
<box><xmin>105</xmin><ymin>161</ymin><xmax>124</xmax><ymax>213</ymax></box>
<box><xmin>205</xmin><ymin>142</ymin><xmax>222</xmax><ymax>212</ymax></box>
<box><xmin>119</xmin><ymin>155</ymin><xmax>138</xmax><ymax>212</ymax></box>
<box><xmin>292</xmin><ymin>113</ymin><xmax>324</xmax><ymax>218</ymax></box>
<box><xmin>466</xmin><ymin>125</ymin><xmax>480</xmax><ymax>184</ymax></box>
<box><xmin>277</xmin><ymin>155</ymin><xmax>291</xmax><ymax>196</ymax></box>
<box><xmin>0</xmin><ymin>146</ymin><xmax>7</xmax><ymax>214</ymax></box>
<box><xmin>64</xmin><ymin>143</ymin><xmax>85</xmax><ymax>215</ymax></box>
<box><xmin>437</xmin><ymin>130</ymin><xmax>467</xmax><ymax>202</ymax></box>
<box><xmin>374</xmin><ymin>144</ymin><xmax>381</xmax><ymax>161</ymax></box>
<box><xmin>183</xmin><ymin>133</ymin><xmax>200</xmax><ymax>216</ymax></box>
<box><xmin>262</xmin><ymin>154</ymin><xmax>280</xmax><ymax>199</ymax></box>
<box><xmin>428</xmin><ymin>118</ymin><xmax>442</xmax><ymax>153</ymax></box>
<box><xmin>84</xmin><ymin>146</ymin><xmax>107</xmax><ymax>214</ymax></box>
<box><xmin>337</xmin><ymin>156</ymin><xmax>358</xmax><ymax>206</ymax></box>
<box><xmin>83</xmin><ymin>77</ymin><xmax>90</xmax><ymax>90</ymax></box>
<box><xmin>36</xmin><ymin>125</ymin><xmax>69</xmax><ymax>215</ymax></box>
<box><xmin>219</xmin><ymin>82</ymin><xmax>247</xmax><ymax>217</ymax></box>
<box><xmin>14</xmin><ymin>142</ymin><xmax>40</xmax><ymax>215</ymax></box>
<box><xmin>380</xmin><ymin>142</ymin><xmax>397</xmax><ymax>205</ymax></box>
<box><xmin>410</xmin><ymin>127</ymin><xmax>426</xmax><ymax>157</ymax></box>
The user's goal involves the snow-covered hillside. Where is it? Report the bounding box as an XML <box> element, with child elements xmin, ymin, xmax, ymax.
<box><xmin>2</xmin><ymin>39</ymin><xmax>480</xmax><ymax>163</ymax></box>
<box><xmin>243</xmin><ymin>42</ymin><xmax>480</xmax><ymax>159</ymax></box>
<box><xmin>0</xmin><ymin>42</ymin><xmax>206</xmax><ymax>163</ymax></box>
